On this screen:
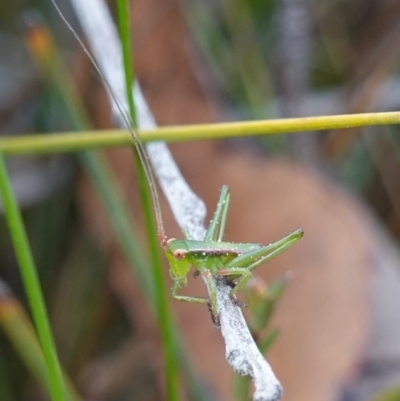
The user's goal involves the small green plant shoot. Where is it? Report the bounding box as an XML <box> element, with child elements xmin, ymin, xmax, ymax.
<box><xmin>51</xmin><ymin>0</ymin><xmax>303</xmax><ymax>328</ymax></box>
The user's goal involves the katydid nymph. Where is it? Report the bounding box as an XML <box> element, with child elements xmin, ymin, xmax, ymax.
<box><xmin>50</xmin><ymin>0</ymin><xmax>303</xmax><ymax>328</ymax></box>
<box><xmin>165</xmin><ymin>186</ymin><xmax>303</xmax><ymax>327</ymax></box>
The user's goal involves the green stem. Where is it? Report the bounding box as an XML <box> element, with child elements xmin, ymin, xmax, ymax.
<box><xmin>370</xmin><ymin>386</ymin><xmax>400</xmax><ymax>401</ymax></box>
<box><xmin>0</xmin><ymin>154</ymin><xmax>66</xmax><ymax>401</ymax></box>
<box><xmin>2</xmin><ymin>111</ymin><xmax>400</xmax><ymax>154</ymax></box>
<box><xmin>116</xmin><ymin>1</ymin><xmax>180</xmax><ymax>399</ymax></box>
<box><xmin>233</xmin><ymin>375</ymin><xmax>251</xmax><ymax>401</ymax></box>
<box><xmin>116</xmin><ymin>0</ymin><xmax>137</xmax><ymax>126</ymax></box>
<box><xmin>0</xmin><ymin>292</ymin><xmax>80</xmax><ymax>401</ymax></box>
<box><xmin>24</xmin><ymin>19</ymin><xmax>208</xmax><ymax>401</ymax></box>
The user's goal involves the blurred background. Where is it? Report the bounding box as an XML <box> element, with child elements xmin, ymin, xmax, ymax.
<box><xmin>1</xmin><ymin>0</ymin><xmax>400</xmax><ymax>400</ymax></box>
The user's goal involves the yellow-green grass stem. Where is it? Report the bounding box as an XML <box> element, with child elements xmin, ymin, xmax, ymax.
<box><xmin>1</xmin><ymin>111</ymin><xmax>400</xmax><ymax>155</ymax></box>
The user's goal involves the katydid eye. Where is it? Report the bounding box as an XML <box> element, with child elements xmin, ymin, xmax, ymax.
<box><xmin>173</xmin><ymin>249</ymin><xmax>186</xmax><ymax>258</ymax></box>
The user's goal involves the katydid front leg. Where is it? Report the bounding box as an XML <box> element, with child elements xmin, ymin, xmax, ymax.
<box><xmin>171</xmin><ymin>278</ymin><xmax>208</xmax><ymax>305</ymax></box>
<box><xmin>171</xmin><ymin>270</ymin><xmax>220</xmax><ymax>327</ymax></box>
<box><xmin>166</xmin><ymin>185</ymin><xmax>232</xmax><ymax>326</ymax></box>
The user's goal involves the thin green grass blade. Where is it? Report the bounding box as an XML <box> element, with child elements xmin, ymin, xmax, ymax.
<box><xmin>116</xmin><ymin>1</ymin><xmax>180</xmax><ymax>399</ymax></box>
<box><xmin>25</xmin><ymin>17</ymin><xmax>208</xmax><ymax>401</ymax></box>
<box><xmin>371</xmin><ymin>385</ymin><xmax>400</xmax><ymax>401</ymax></box>
<box><xmin>116</xmin><ymin>0</ymin><xmax>137</xmax><ymax>125</ymax></box>
<box><xmin>233</xmin><ymin>374</ymin><xmax>251</xmax><ymax>401</ymax></box>
<box><xmin>0</xmin><ymin>154</ymin><xmax>66</xmax><ymax>401</ymax></box>
<box><xmin>258</xmin><ymin>328</ymin><xmax>280</xmax><ymax>354</ymax></box>
<box><xmin>0</xmin><ymin>286</ymin><xmax>81</xmax><ymax>400</ymax></box>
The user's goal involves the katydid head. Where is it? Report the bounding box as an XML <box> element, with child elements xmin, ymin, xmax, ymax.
<box><xmin>164</xmin><ymin>239</ymin><xmax>192</xmax><ymax>280</ymax></box>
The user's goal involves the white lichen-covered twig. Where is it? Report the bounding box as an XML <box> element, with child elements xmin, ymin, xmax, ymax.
<box><xmin>58</xmin><ymin>0</ymin><xmax>282</xmax><ymax>399</ymax></box>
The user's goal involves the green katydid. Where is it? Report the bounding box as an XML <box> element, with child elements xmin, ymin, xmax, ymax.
<box><xmin>165</xmin><ymin>186</ymin><xmax>303</xmax><ymax>326</ymax></box>
<box><xmin>50</xmin><ymin>0</ymin><xmax>303</xmax><ymax>328</ymax></box>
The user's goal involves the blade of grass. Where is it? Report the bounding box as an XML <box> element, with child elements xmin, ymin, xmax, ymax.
<box><xmin>116</xmin><ymin>1</ymin><xmax>179</xmax><ymax>399</ymax></box>
<box><xmin>0</xmin><ymin>282</ymin><xmax>81</xmax><ymax>400</ymax></box>
<box><xmin>371</xmin><ymin>386</ymin><xmax>400</xmax><ymax>401</ymax></box>
<box><xmin>116</xmin><ymin>0</ymin><xmax>137</xmax><ymax>125</ymax></box>
<box><xmin>233</xmin><ymin>375</ymin><xmax>251</xmax><ymax>401</ymax></box>
<box><xmin>0</xmin><ymin>154</ymin><xmax>66</xmax><ymax>401</ymax></box>
<box><xmin>25</xmin><ymin>17</ymin><xmax>208</xmax><ymax>401</ymax></box>
<box><xmin>2</xmin><ymin>111</ymin><xmax>400</xmax><ymax>154</ymax></box>
<box><xmin>0</xmin><ymin>346</ymin><xmax>15</xmax><ymax>401</ymax></box>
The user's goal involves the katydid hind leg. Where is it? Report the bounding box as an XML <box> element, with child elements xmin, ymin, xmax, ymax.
<box><xmin>247</xmin><ymin>228</ymin><xmax>303</xmax><ymax>271</ymax></box>
<box><xmin>182</xmin><ymin>228</ymin><xmax>192</xmax><ymax>240</ymax></box>
<box><xmin>216</xmin><ymin>267</ymin><xmax>251</xmax><ymax>308</ymax></box>
<box><xmin>225</xmin><ymin>228</ymin><xmax>303</xmax><ymax>270</ymax></box>
<box><xmin>202</xmin><ymin>270</ymin><xmax>220</xmax><ymax>328</ymax></box>
<box><xmin>217</xmin><ymin>267</ymin><xmax>252</xmax><ymax>299</ymax></box>
<box><xmin>216</xmin><ymin>186</ymin><xmax>230</xmax><ymax>242</ymax></box>
<box><xmin>247</xmin><ymin>237</ymin><xmax>300</xmax><ymax>271</ymax></box>
<box><xmin>207</xmin><ymin>301</ymin><xmax>220</xmax><ymax>328</ymax></box>
<box><xmin>204</xmin><ymin>185</ymin><xmax>230</xmax><ymax>242</ymax></box>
